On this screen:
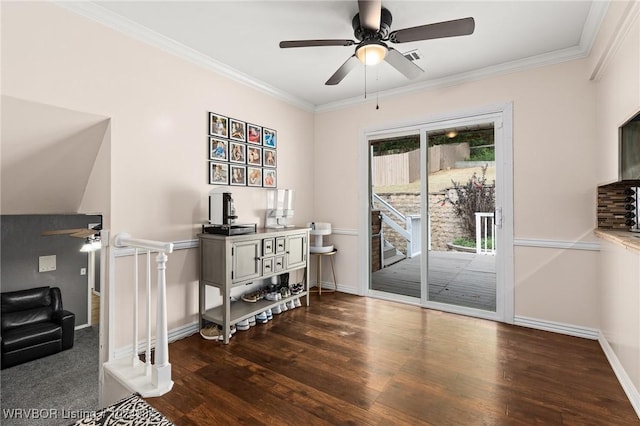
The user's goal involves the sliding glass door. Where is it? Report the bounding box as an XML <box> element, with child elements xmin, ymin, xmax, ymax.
<box><xmin>364</xmin><ymin>105</ymin><xmax>513</xmax><ymax>323</ymax></box>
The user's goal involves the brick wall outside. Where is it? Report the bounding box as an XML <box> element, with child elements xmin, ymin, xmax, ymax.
<box><xmin>371</xmin><ymin>210</ymin><xmax>381</xmax><ymax>272</ymax></box>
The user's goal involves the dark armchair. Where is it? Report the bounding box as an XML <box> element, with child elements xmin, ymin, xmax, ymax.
<box><xmin>1</xmin><ymin>286</ymin><xmax>75</xmax><ymax>369</ymax></box>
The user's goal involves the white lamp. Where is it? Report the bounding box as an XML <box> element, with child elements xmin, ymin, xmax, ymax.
<box><xmin>356</xmin><ymin>40</ymin><xmax>387</xmax><ymax>66</ymax></box>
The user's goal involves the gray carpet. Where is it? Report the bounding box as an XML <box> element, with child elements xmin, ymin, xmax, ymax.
<box><xmin>1</xmin><ymin>326</ymin><xmax>99</xmax><ymax>426</ymax></box>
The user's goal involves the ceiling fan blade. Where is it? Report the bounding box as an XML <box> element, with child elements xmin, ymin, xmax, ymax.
<box><xmin>280</xmin><ymin>39</ymin><xmax>355</xmax><ymax>48</ymax></box>
<box><xmin>42</xmin><ymin>228</ymin><xmax>86</xmax><ymax>236</ymax></box>
<box><xmin>325</xmin><ymin>55</ymin><xmax>360</xmax><ymax>85</ymax></box>
<box><xmin>384</xmin><ymin>48</ymin><xmax>424</xmax><ymax>80</ymax></box>
<box><xmin>389</xmin><ymin>17</ymin><xmax>475</xmax><ymax>44</ymax></box>
<box><xmin>70</xmin><ymin>229</ymin><xmax>99</xmax><ymax>238</ymax></box>
<box><xmin>358</xmin><ymin>0</ymin><xmax>382</xmax><ymax>32</ymax></box>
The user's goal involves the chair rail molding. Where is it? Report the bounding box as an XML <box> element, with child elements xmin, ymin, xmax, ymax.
<box><xmin>513</xmin><ymin>238</ymin><xmax>600</xmax><ymax>251</ymax></box>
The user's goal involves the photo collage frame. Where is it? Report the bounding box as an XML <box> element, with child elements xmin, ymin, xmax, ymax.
<box><xmin>208</xmin><ymin>112</ymin><xmax>277</xmax><ymax>188</ymax></box>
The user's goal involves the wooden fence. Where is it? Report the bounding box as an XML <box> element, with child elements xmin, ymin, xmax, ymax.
<box><xmin>373</xmin><ymin>143</ymin><xmax>469</xmax><ymax>186</ymax></box>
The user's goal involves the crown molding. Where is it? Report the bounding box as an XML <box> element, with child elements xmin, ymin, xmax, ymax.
<box><xmin>580</xmin><ymin>0</ymin><xmax>610</xmax><ymax>53</ymax></box>
<box><xmin>590</xmin><ymin>0</ymin><xmax>640</xmax><ymax>81</ymax></box>
<box><xmin>56</xmin><ymin>1</ymin><xmax>609</xmax><ymax>115</ymax></box>
<box><xmin>55</xmin><ymin>1</ymin><xmax>316</xmax><ymax>112</ymax></box>
<box><xmin>317</xmin><ymin>1</ymin><xmax>610</xmax><ymax>113</ymax></box>
<box><xmin>316</xmin><ymin>44</ymin><xmax>590</xmax><ymax>113</ymax></box>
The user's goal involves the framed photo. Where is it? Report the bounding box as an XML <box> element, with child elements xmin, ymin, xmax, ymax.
<box><xmin>263</xmin><ymin>168</ymin><xmax>277</xmax><ymax>188</ymax></box>
<box><xmin>230</xmin><ymin>165</ymin><xmax>247</xmax><ymax>186</ymax></box>
<box><xmin>263</xmin><ymin>148</ymin><xmax>277</xmax><ymax>168</ymax></box>
<box><xmin>209</xmin><ymin>113</ymin><xmax>228</xmax><ymax>138</ymax></box>
<box><xmin>230</xmin><ymin>119</ymin><xmax>246</xmax><ymax>142</ymax></box>
<box><xmin>229</xmin><ymin>142</ymin><xmax>246</xmax><ymax>164</ymax></box>
<box><xmin>247</xmin><ymin>167</ymin><xmax>262</xmax><ymax>187</ymax></box>
<box><xmin>247</xmin><ymin>124</ymin><xmax>262</xmax><ymax>145</ymax></box>
<box><xmin>209</xmin><ymin>162</ymin><xmax>229</xmax><ymax>185</ymax></box>
<box><xmin>209</xmin><ymin>137</ymin><xmax>228</xmax><ymax>161</ymax></box>
<box><xmin>247</xmin><ymin>146</ymin><xmax>262</xmax><ymax>166</ymax></box>
<box><xmin>263</xmin><ymin>128</ymin><xmax>276</xmax><ymax>148</ymax></box>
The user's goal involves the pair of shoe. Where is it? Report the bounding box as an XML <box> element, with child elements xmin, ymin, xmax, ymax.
<box><xmin>280</xmin><ymin>287</ymin><xmax>291</xmax><ymax>298</ymax></box>
<box><xmin>272</xmin><ymin>304</ymin><xmax>282</xmax><ymax>315</ymax></box>
<box><xmin>200</xmin><ymin>324</ymin><xmax>235</xmax><ymax>341</ymax></box>
<box><xmin>241</xmin><ymin>291</ymin><xmax>261</xmax><ymax>303</ymax></box>
<box><xmin>238</xmin><ymin>313</ymin><xmax>262</xmax><ymax>329</ymax></box>
<box><xmin>238</xmin><ymin>316</ymin><xmax>257</xmax><ymax>330</ymax></box>
<box><xmin>256</xmin><ymin>311</ymin><xmax>269</xmax><ymax>324</ymax></box>
<box><xmin>237</xmin><ymin>318</ymin><xmax>250</xmax><ymax>331</ymax></box>
<box><xmin>200</xmin><ymin>324</ymin><xmax>222</xmax><ymax>340</ymax></box>
<box><xmin>290</xmin><ymin>283</ymin><xmax>303</xmax><ymax>295</ymax></box>
<box><xmin>265</xmin><ymin>291</ymin><xmax>281</xmax><ymax>302</ymax></box>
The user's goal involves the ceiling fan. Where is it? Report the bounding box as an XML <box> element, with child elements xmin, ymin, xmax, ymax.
<box><xmin>279</xmin><ymin>0</ymin><xmax>475</xmax><ymax>85</ymax></box>
<box><xmin>42</xmin><ymin>224</ymin><xmax>102</xmax><ymax>239</ymax></box>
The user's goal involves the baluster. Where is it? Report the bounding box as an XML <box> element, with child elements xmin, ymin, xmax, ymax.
<box><xmin>483</xmin><ymin>216</ymin><xmax>488</xmax><ymax>253</ymax></box>
<box><xmin>146</xmin><ymin>250</ymin><xmax>152</xmax><ymax>375</ymax></box>
<box><xmin>132</xmin><ymin>248</ymin><xmax>139</xmax><ymax>366</ymax></box>
<box><xmin>475</xmin><ymin>213</ymin><xmax>481</xmax><ymax>254</ymax></box>
<box><xmin>152</xmin><ymin>252</ymin><xmax>171</xmax><ymax>388</ymax></box>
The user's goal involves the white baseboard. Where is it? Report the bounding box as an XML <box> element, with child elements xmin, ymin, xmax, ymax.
<box><xmin>112</xmin><ymin>322</ymin><xmax>198</xmax><ymax>359</ymax></box>
<box><xmin>316</xmin><ymin>281</ymin><xmax>359</xmax><ymax>296</ymax></box>
<box><xmin>513</xmin><ymin>315</ymin><xmax>599</xmax><ymax>340</ymax></box>
<box><xmin>75</xmin><ymin>323</ymin><xmax>92</xmax><ymax>331</ymax></box>
<box><xmin>599</xmin><ymin>332</ymin><xmax>640</xmax><ymax>418</ymax></box>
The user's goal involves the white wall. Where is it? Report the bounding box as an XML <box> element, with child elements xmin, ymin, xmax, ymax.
<box><xmin>314</xmin><ymin>57</ymin><xmax>600</xmax><ymax>327</ymax></box>
<box><xmin>591</xmin><ymin>0</ymin><xmax>640</xmax><ymax>403</ymax></box>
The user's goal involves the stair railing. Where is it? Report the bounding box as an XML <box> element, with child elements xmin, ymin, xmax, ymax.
<box><xmin>475</xmin><ymin>213</ymin><xmax>496</xmax><ymax>255</ymax></box>
<box><xmin>372</xmin><ymin>193</ymin><xmax>421</xmax><ymax>260</ymax></box>
<box><xmin>104</xmin><ymin>233</ymin><xmax>174</xmax><ymax>397</ymax></box>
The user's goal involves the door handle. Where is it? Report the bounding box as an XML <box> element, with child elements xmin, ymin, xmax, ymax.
<box><xmin>495</xmin><ymin>207</ymin><xmax>503</xmax><ymax>228</ymax></box>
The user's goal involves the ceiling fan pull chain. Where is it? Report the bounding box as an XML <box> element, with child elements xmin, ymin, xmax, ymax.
<box><xmin>376</xmin><ymin>69</ymin><xmax>380</xmax><ymax>110</ymax></box>
<box><xmin>364</xmin><ymin>60</ymin><xmax>367</xmax><ymax>99</ymax></box>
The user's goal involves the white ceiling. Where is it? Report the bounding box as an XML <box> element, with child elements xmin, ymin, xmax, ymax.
<box><xmin>67</xmin><ymin>1</ymin><xmax>607</xmax><ymax>110</ymax></box>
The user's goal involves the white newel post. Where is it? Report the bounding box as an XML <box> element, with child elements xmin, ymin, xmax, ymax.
<box><xmin>152</xmin><ymin>252</ymin><xmax>171</xmax><ymax>388</ymax></box>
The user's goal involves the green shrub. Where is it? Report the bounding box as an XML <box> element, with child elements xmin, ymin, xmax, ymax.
<box><xmin>451</xmin><ymin>237</ymin><xmax>494</xmax><ymax>249</ymax></box>
<box><xmin>470</xmin><ymin>147</ymin><xmax>495</xmax><ymax>161</ymax></box>
<box><xmin>441</xmin><ymin>165</ymin><xmax>495</xmax><ymax>240</ymax></box>
<box><xmin>452</xmin><ymin>237</ymin><xmax>475</xmax><ymax>247</ymax></box>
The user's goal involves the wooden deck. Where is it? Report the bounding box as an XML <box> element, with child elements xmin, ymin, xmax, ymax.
<box><xmin>371</xmin><ymin>251</ymin><xmax>496</xmax><ymax>311</ymax></box>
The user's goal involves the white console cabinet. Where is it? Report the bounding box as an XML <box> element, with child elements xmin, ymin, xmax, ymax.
<box><xmin>198</xmin><ymin>228</ymin><xmax>309</xmax><ymax>344</ymax></box>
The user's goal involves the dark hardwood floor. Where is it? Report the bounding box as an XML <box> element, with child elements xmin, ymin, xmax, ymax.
<box><xmin>146</xmin><ymin>293</ymin><xmax>639</xmax><ymax>425</ymax></box>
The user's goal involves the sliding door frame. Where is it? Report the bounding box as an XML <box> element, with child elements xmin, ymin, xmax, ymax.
<box><xmin>358</xmin><ymin>102</ymin><xmax>514</xmax><ymax>323</ymax></box>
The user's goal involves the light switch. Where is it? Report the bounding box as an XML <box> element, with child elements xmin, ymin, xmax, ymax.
<box><xmin>39</xmin><ymin>255</ymin><xmax>56</xmax><ymax>272</ymax></box>
<box><xmin>80</xmin><ymin>268</ymin><xmax>87</xmax><ymax>275</ymax></box>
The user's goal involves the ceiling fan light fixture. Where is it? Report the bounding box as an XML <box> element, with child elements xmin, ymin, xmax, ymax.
<box><xmin>80</xmin><ymin>236</ymin><xmax>101</xmax><ymax>252</ymax></box>
<box><xmin>356</xmin><ymin>41</ymin><xmax>387</xmax><ymax>66</ymax></box>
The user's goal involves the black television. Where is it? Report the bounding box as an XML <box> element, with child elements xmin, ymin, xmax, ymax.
<box><xmin>620</xmin><ymin>110</ymin><xmax>640</xmax><ymax>180</ymax></box>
